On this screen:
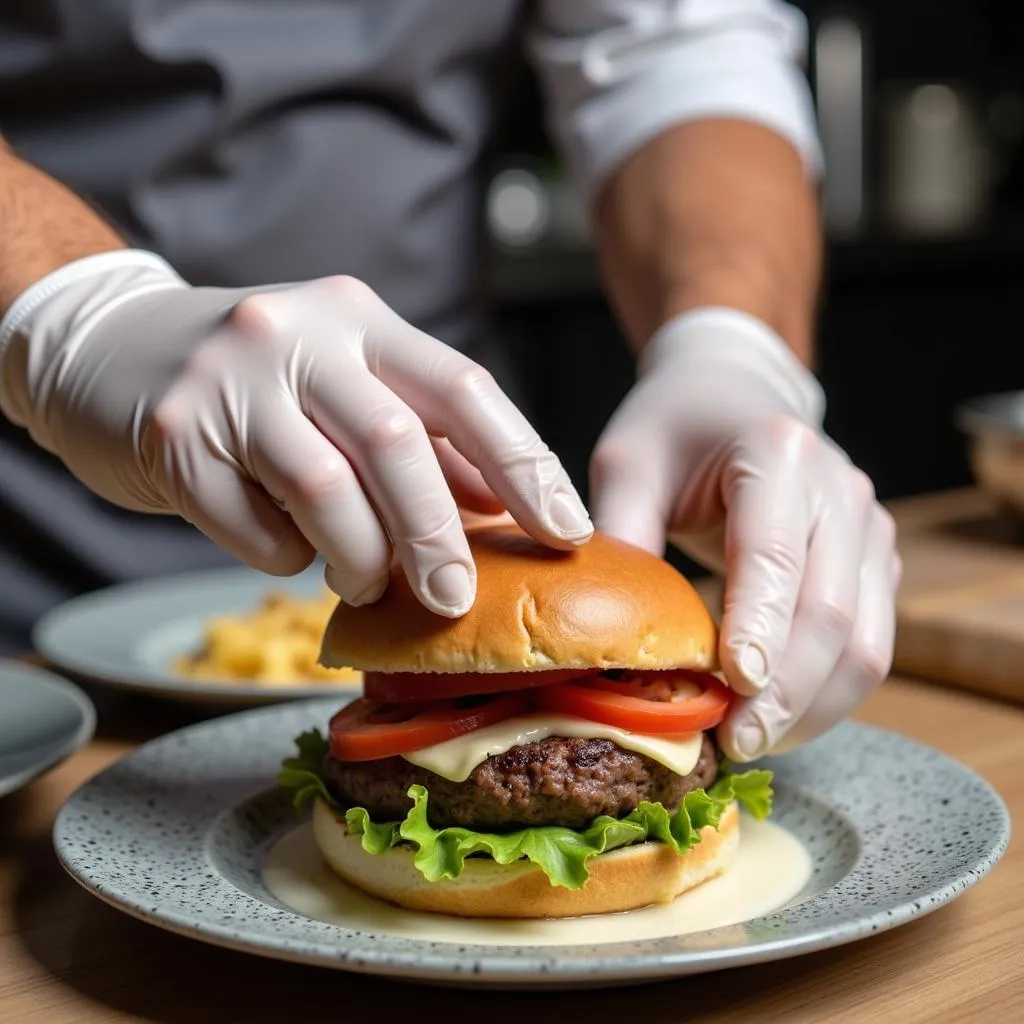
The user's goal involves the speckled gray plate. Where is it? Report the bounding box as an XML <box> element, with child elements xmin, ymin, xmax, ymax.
<box><xmin>0</xmin><ymin>660</ymin><xmax>96</xmax><ymax>798</ymax></box>
<box><xmin>53</xmin><ymin>698</ymin><xmax>1010</xmax><ymax>989</ymax></box>
<box><xmin>32</xmin><ymin>563</ymin><xmax>359</xmax><ymax>706</ymax></box>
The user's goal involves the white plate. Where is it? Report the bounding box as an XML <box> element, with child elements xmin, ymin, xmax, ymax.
<box><xmin>0</xmin><ymin>660</ymin><xmax>96</xmax><ymax>797</ymax></box>
<box><xmin>32</xmin><ymin>564</ymin><xmax>360</xmax><ymax>706</ymax></box>
<box><xmin>53</xmin><ymin>697</ymin><xmax>1010</xmax><ymax>989</ymax></box>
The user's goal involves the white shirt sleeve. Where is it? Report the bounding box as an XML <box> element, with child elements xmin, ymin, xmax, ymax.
<box><xmin>529</xmin><ymin>0</ymin><xmax>823</xmax><ymax>199</ymax></box>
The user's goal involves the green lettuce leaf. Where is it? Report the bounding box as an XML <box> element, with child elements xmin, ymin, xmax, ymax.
<box><xmin>278</xmin><ymin>730</ymin><xmax>774</xmax><ymax>890</ymax></box>
<box><xmin>385</xmin><ymin>784</ymin><xmax>648</xmax><ymax>889</ymax></box>
<box><xmin>709</xmin><ymin>766</ymin><xmax>774</xmax><ymax>820</ymax></box>
<box><xmin>276</xmin><ymin>728</ymin><xmax>333</xmax><ymax>813</ymax></box>
<box><xmin>344</xmin><ymin>805</ymin><xmax>402</xmax><ymax>854</ymax></box>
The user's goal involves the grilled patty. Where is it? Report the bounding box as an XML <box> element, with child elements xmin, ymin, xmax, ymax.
<box><xmin>324</xmin><ymin>733</ymin><xmax>718</xmax><ymax>831</ymax></box>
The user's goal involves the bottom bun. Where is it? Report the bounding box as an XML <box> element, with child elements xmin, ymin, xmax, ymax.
<box><xmin>312</xmin><ymin>797</ymin><xmax>740</xmax><ymax>919</ymax></box>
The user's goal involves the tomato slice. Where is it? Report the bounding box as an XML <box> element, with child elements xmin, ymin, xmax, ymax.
<box><xmin>535</xmin><ymin>670</ymin><xmax>732</xmax><ymax>736</ymax></box>
<box><xmin>328</xmin><ymin>692</ymin><xmax>529</xmax><ymax>761</ymax></box>
<box><xmin>363</xmin><ymin>668</ymin><xmax>597</xmax><ymax>703</ymax></box>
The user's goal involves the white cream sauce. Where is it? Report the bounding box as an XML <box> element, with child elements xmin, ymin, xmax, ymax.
<box><xmin>402</xmin><ymin>712</ymin><xmax>705</xmax><ymax>783</ymax></box>
<box><xmin>261</xmin><ymin>817</ymin><xmax>811</xmax><ymax>947</ymax></box>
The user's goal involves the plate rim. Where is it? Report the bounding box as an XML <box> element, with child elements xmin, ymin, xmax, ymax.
<box><xmin>31</xmin><ymin>564</ymin><xmax>352</xmax><ymax>703</ymax></box>
<box><xmin>51</xmin><ymin>700</ymin><xmax>1012</xmax><ymax>985</ymax></box>
<box><xmin>0</xmin><ymin>659</ymin><xmax>97</xmax><ymax>798</ymax></box>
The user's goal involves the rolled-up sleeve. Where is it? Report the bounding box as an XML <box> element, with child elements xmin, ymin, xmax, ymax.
<box><xmin>529</xmin><ymin>0</ymin><xmax>823</xmax><ymax>199</ymax></box>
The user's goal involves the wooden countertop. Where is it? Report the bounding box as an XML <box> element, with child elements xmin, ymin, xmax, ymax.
<box><xmin>0</xmin><ymin>674</ymin><xmax>1020</xmax><ymax>1023</ymax></box>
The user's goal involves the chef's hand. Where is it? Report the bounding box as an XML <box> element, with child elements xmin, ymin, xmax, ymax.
<box><xmin>590</xmin><ymin>308</ymin><xmax>900</xmax><ymax>761</ymax></box>
<box><xmin>0</xmin><ymin>251</ymin><xmax>592</xmax><ymax>616</ymax></box>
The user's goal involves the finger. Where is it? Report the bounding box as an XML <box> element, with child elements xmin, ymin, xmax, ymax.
<box><xmin>590</xmin><ymin>459</ymin><xmax>668</xmax><ymax>555</ymax></box>
<box><xmin>589</xmin><ymin>419</ymin><xmax>674</xmax><ymax>555</ymax></box>
<box><xmin>720</xmin><ymin>457</ymin><xmax>875</xmax><ymax>760</ymax></box>
<box><xmin>165</xmin><ymin>453</ymin><xmax>315</xmax><ymax>576</ymax></box>
<box><xmin>305</xmin><ymin>363</ymin><xmax>477</xmax><ymax>618</ymax></box>
<box><xmin>229</xmin><ymin>285</ymin><xmax>477</xmax><ymax>617</ymax></box>
<box><xmin>717</xmin><ymin>419</ymin><xmax>816</xmax><ymax>698</ymax></box>
<box><xmin>247</xmin><ymin>405</ymin><xmax>392</xmax><ymax>606</ymax></box>
<box><xmin>768</xmin><ymin>506</ymin><xmax>897</xmax><ymax>754</ymax></box>
<box><xmin>432</xmin><ymin>437</ymin><xmax>506</xmax><ymax>515</ymax></box>
<box><xmin>358</xmin><ymin>309</ymin><xmax>593</xmax><ymax>548</ymax></box>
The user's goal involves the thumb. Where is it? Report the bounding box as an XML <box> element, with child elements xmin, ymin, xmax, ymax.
<box><xmin>589</xmin><ymin>433</ymin><xmax>672</xmax><ymax>555</ymax></box>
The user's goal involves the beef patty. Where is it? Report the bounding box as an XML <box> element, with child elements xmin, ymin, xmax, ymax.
<box><xmin>324</xmin><ymin>733</ymin><xmax>719</xmax><ymax>831</ymax></box>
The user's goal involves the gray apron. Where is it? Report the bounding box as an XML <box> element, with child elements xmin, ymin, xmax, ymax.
<box><xmin>0</xmin><ymin>0</ymin><xmax>529</xmax><ymax>652</ymax></box>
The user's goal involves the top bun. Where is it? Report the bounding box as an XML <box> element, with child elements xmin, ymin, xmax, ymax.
<box><xmin>320</xmin><ymin>525</ymin><xmax>717</xmax><ymax>674</ymax></box>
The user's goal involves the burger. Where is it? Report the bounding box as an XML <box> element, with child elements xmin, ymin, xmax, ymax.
<box><xmin>278</xmin><ymin>523</ymin><xmax>772</xmax><ymax>919</ymax></box>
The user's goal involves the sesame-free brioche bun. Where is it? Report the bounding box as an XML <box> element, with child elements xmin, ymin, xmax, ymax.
<box><xmin>320</xmin><ymin>525</ymin><xmax>717</xmax><ymax>675</ymax></box>
<box><xmin>312</xmin><ymin>797</ymin><xmax>738</xmax><ymax>919</ymax></box>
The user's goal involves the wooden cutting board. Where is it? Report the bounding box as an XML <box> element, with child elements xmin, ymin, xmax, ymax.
<box><xmin>886</xmin><ymin>488</ymin><xmax>1024</xmax><ymax>702</ymax></box>
<box><xmin>693</xmin><ymin>488</ymin><xmax>1024</xmax><ymax>704</ymax></box>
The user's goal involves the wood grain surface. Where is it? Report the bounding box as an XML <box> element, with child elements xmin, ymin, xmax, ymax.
<box><xmin>884</xmin><ymin>488</ymin><xmax>1024</xmax><ymax>703</ymax></box>
<box><xmin>0</xmin><ymin>674</ymin><xmax>1020</xmax><ymax>1024</ymax></box>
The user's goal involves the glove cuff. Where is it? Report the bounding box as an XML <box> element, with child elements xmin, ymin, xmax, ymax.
<box><xmin>0</xmin><ymin>250</ymin><xmax>185</xmax><ymax>434</ymax></box>
<box><xmin>639</xmin><ymin>306</ymin><xmax>826</xmax><ymax>428</ymax></box>
<box><xmin>0</xmin><ymin>249</ymin><xmax>184</xmax><ymax>352</ymax></box>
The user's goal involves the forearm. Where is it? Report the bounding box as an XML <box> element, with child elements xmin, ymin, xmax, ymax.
<box><xmin>0</xmin><ymin>141</ymin><xmax>125</xmax><ymax>313</ymax></box>
<box><xmin>593</xmin><ymin>118</ymin><xmax>822</xmax><ymax>366</ymax></box>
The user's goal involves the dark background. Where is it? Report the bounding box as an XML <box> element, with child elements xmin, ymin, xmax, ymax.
<box><xmin>484</xmin><ymin>0</ymin><xmax>1024</xmax><ymax>515</ymax></box>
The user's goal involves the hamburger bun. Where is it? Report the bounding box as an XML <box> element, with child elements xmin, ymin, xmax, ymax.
<box><xmin>312</xmin><ymin>797</ymin><xmax>739</xmax><ymax>919</ymax></box>
<box><xmin>320</xmin><ymin>525</ymin><xmax>717</xmax><ymax>675</ymax></box>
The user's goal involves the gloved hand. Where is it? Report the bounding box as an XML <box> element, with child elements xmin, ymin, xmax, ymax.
<box><xmin>0</xmin><ymin>251</ymin><xmax>593</xmax><ymax>616</ymax></box>
<box><xmin>590</xmin><ymin>307</ymin><xmax>900</xmax><ymax>762</ymax></box>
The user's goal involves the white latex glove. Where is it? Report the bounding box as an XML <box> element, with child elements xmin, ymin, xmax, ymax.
<box><xmin>590</xmin><ymin>308</ymin><xmax>900</xmax><ymax>762</ymax></box>
<box><xmin>0</xmin><ymin>251</ymin><xmax>593</xmax><ymax>616</ymax></box>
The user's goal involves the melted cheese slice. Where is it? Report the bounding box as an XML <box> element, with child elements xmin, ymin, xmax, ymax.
<box><xmin>402</xmin><ymin>713</ymin><xmax>704</xmax><ymax>783</ymax></box>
